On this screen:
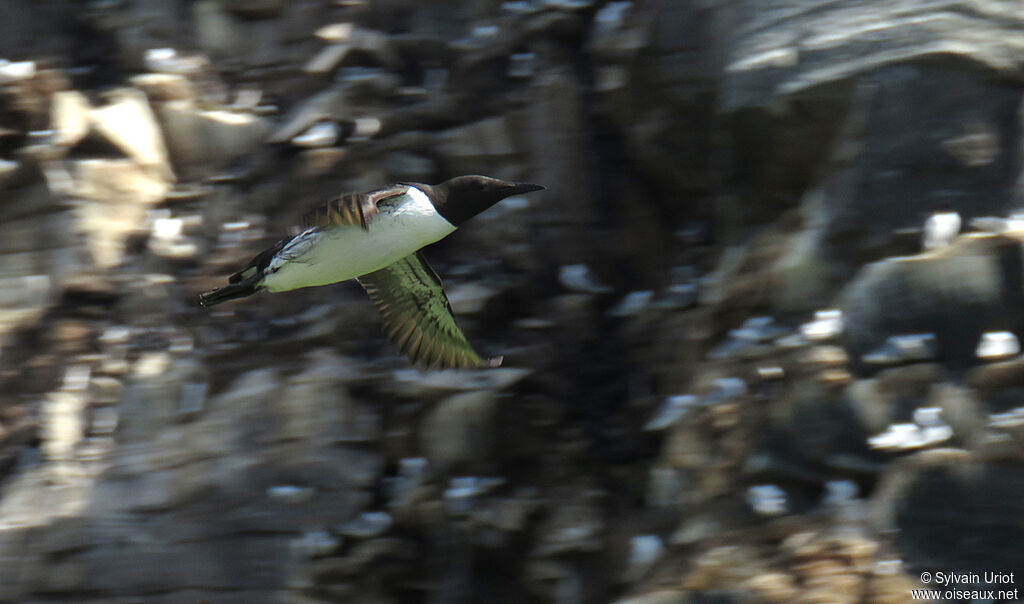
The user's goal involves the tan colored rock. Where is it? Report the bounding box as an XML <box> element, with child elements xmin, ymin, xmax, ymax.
<box><xmin>614</xmin><ymin>590</ymin><xmax>690</xmax><ymax>604</ymax></box>
<box><xmin>90</xmin><ymin>88</ymin><xmax>175</xmax><ymax>183</ymax></box>
<box><xmin>72</xmin><ymin>159</ymin><xmax>171</xmax><ymax>268</ymax></box>
<box><xmin>50</xmin><ymin>90</ymin><xmax>91</xmax><ymax>148</ymax></box>
<box><xmin>744</xmin><ymin>572</ymin><xmax>801</xmax><ymax>602</ymax></box>
<box><xmin>40</xmin><ymin>388</ymin><xmax>87</xmax><ymax>463</ymax></box>
<box><xmin>72</xmin><ymin>158</ymin><xmax>169</xmax><ymax>205</ymax></box>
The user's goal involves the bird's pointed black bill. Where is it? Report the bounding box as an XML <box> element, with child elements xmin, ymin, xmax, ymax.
<box><xmin>510</xmin><ymin>183</ymin><xmax>544</xmax><ymax>195</ymax></box>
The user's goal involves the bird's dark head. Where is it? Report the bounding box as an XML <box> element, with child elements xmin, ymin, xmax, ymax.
<box><xmin>427</xmin><ymin>175</ymin><xmax>544</xmax><ymax>226</ymax></box>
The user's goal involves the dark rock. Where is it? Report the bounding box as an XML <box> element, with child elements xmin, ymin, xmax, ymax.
<box><xmin>872</xmin><ymin>450</ymin><xmax>1024</xmax><ymax>584</ymax></box>
<box><xmin>841</xmin><ymin>233</ymin><xmax>1024</xmax><ymax>373</ymax></box>
<box><xmin>155</xmin><ymin>102</ymin><xmax>269</xmax><ymax>177</ymax></box>
<box><xmin>421</xmin><ymin>390</ymin><xmax>500</xmax><ymax>474</ymax></box>
<box><xmin>723</xmin><ymin>3</ymin><xmax>1024</xmax><ymax>310</ymax></box>
<box><xmin>220</xmin><ymin>0</ymin><xmax>284</xmax><ymax>18</ymax></box>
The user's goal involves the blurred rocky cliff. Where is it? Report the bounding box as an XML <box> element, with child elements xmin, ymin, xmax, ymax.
<box><xmin>1</xmin><ymin>0</ymin><xmax>1024</xmax><ymax>602</ymax></box>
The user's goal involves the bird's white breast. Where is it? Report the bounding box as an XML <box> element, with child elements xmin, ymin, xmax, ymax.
<box><xmin>262</xmin><ymin>186</ymin><xmax>456</xmax><ymax>292</ymax></box>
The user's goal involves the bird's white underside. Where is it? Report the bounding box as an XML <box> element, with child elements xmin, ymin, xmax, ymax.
<box><xmin>262</xmin><ymin>186</ymin><xmax>456</xmax><ymax>292</ymax></box>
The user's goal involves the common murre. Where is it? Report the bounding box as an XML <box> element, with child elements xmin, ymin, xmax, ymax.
<box><xmin>200</xmin><ymin>175</ymin><xmax>544</xmax><ymax>368</ymax></box>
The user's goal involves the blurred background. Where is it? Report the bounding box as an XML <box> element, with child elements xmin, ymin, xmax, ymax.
<box><xmin>1</xmin><ymin>0</ymin><xmax>1024</xmax><ymax>602</ymax></box>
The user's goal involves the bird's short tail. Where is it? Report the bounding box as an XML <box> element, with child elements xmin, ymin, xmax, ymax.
<box><xmin>199</xmin><ymin>276</ymin><xmax>262</xmax><ymax>307</ymax></box>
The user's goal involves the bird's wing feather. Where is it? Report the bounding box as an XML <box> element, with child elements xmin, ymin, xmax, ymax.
<box><xmin>358</xmin><ymin>252</ymin><xmax>496</xmax><ymax>369</ymax></box>
<box><xmin>303</xmin><ymin>185</ymin><xmax>409</xmax><ymax>231</ymax></box>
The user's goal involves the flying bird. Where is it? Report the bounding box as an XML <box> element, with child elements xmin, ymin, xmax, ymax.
<box><xmin>199</xmin><ymin>175</ymin><xmax>544</xmax><ymax>369</ymax></box>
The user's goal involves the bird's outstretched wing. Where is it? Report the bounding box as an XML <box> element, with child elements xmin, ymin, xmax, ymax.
<box><xmin>358</xmin><ymin>252</ymin><xmax>500</xmax><ymax>369</ymax></box>
<box><xmin>303</xmin><ymin>184</ymin><xmax>408</xmax><ymax>230</ymax></box>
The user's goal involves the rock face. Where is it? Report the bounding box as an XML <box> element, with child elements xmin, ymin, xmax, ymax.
<box><xmin>2</xmin><ymin>1</ymin><xmax>1024</xmax><ymax>603</ymax></box>
<box><xmin>841</xmin><ymin>233</ymin><xmax>1024</xmax><ymax>371</ymax></box>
